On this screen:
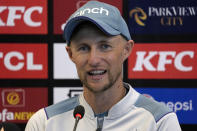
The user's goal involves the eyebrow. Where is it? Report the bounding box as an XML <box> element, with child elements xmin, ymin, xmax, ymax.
<box><xmin>70</xmin><ymin>35</ymin><xmax>121</xmax><ymax>48</ymax></box>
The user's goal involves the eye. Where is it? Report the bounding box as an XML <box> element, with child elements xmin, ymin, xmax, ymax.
<box><xmin>100</xmin><ymin>44</ymin><xmax>112</xmax><ymax>51</ymax></box>
<box><xmin>77</xmin><ymin>45</ymin><xmax>89</xmax><ymax>52</ymax></box>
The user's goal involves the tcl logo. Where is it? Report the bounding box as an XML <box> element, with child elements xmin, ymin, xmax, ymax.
<box><xmin>0</xmin><ymin>44</ymin><xmax>48</xmax><ymax>79</ymax></box>
<box><xmin>128</xmin><ymin>43</ymin><xmax>197</xmax><ymax>79</ymax></box>
<box><xmin>0</xmin><ymin>52</ymin><xmax>43</xmax><ymax>71</ymax></box>
<box><xmin>0</xmin><ymin>0</ymin><xmax>47</xmax><ymax>34</ymax></box>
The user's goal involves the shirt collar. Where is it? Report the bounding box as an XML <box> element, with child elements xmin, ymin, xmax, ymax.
<box><xmin>107</xmin><ymin>83</ymin><xmax>140</xmax><ymax>119</ymax></box>
<box><xmin>79</xmin><ymin>83</ymin><xmax>140</xmax><ymax>119</ymax></box>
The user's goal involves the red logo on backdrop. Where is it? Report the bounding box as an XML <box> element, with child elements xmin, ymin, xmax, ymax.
<box><xmin>0</xmin><ymin>0</ymin><xmax>47</xmax><ymax>34</ymax></box>
<box><xmin>2</xmin><ymin>89</ymin><xmax>25</xmax><ymax>107</ymax></box>
<box><xmin>128</xmin><ymin>43</ymin><xmax>197</xmax><ymax>79</ymax></box>
<box><xmin>0</xmin><ymin>88</ymin><xmax>48</xmax><ymax>123</ymax></box>
<box><xmin>54</xmin><ymin>0</ymin><xmax>123</xmax><ymax>34</ymax></box>
<box><xmin>0</xmin><ymin>44</ymin><xmax>48</xmax><ymax>79</ymax></box>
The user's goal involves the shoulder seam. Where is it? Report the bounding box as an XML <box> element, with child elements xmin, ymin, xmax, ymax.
<box><xmin>134</xmin><ymin>95</ymin><xmax>172</xmax><ymax>122</ymax></box>
<box><xmin>44</xmin><ymin>96</ymin><xmax>79</xmax><ymax>119</ymax></box>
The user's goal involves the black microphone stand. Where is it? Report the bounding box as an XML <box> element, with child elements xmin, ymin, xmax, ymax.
<box><xmin>73</xmin><ymin>117</ymin><xmax>80</xmax><ymax>131</ymax></box>
<box><xmin>96</xmin><ymin>128</ymin><xmax>102</xmax><ymax>131</ymax></box>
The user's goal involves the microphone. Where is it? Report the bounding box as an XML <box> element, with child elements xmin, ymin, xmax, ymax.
<box><xmin>73</xmin><ymin>105</ymin><xmax>85</xmax><ymax>131</ymax></box>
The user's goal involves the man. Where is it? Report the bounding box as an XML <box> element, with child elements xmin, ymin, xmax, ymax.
<box><xmin>25</xmin><ymin>1</ymin><xmax>181</xmax><ymax>131</ymax></box>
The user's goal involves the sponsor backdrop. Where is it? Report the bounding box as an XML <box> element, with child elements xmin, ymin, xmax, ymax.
<box><xmin>53</xmin><ymin>43</ymin><xmax>78</xmax><ymax>79</ymax></box>
<box><xmin>0</xmin><ymin>0</ymin><xmax>48</xmax><ymax>34</ymax></box>
<box><xmin>0</xmin><ymin>44</ymin><xmax>48</xmax><ymax>79</ymax></box>
<box><xmin>54</xmin><ymin>0</ymin><xmax>122</xmax><ymax>34</ymax></box>
<box><xmin>128</xmin><ymin>43</ymin><xmax>197</xmax><ymax>79</ymax></box>
<box><xmin>127</xmin><ymin>0</ymin><xmax>197</xmax><ymax>34</ymax></box>
<box><xmin>0</xmin><ymin>0</ymin><xmax>196</xmax><ymax>130</ymax></box>
<box><xmin>135</xmin><ymin>88</ymin><xmax>197</xmax><ymax>124</ymax></box>
<box><xmin>0</xmin><ymin>88</ymin><xmax>48</xmax><ymax>123</ymax></box>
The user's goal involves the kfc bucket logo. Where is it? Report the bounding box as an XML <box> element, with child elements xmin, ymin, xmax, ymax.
<box><xmin>128</xmin><ymin>43</ymin><xmax>197</xmax><ymax>79</ymax></box>
<box><xmin>76</xmin><ymin>0</ymin><xmax>91</xmax><ymax>9</ymax></box>
<box><xmin>0</xmin><ymin>44</ymin><xmax>48</xmax><ymax>79</ymax></box>
<box><xmin>54</xmin><ymin>0</ymin><xmax>122</xmax><ymax>34</ymax></box>
<box><xmin>0</xmin><ymin>0</ymin><xmax>47</xmax><ymax>34</ymax></box>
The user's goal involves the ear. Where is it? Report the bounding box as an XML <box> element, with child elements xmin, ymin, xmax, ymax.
<box><xmin>123</xmin><ymin>40</ymin><xmax>134</xmax><ymax>61</ymax></box>
<box><xmin>65</xmin><ymin>46</ymin><xmax>74</xmax><ymax>63</ymax></box>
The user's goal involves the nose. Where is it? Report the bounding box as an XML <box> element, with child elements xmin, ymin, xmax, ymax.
<box><xmin>88</xmin><ymin>48</ymin><xmax>101</xmax><ymax>67</ymax></box>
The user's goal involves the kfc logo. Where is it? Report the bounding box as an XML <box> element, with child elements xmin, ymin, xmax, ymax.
<box><xmin>128</xmin><ymin>43</ymin><xmax>197</xmax><ymax>79</ymax></box>
<box><xmin>0</xmin><ymin>0</ymin><xmax>47</xmax><ymax>34</ymax></box>
<box><xmin>0</xmin><ymin>44</ymin><xmax>48</xmax><ymax>79</ymax></box>
<box><xmin>0</xmin><ymin>6</ymin><xmax>43</xmax><ymax>27</ymax></box>
<box><xmin>133</xmin><ymin>51</ymin><xmax>194</xmax><ymax>72</ymax></box>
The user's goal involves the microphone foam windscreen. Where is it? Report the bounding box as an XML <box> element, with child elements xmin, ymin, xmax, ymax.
<box><xmin>73</xmin><ymin>105</ymin><xmax>85</xmax><ymax>119</ymax></box>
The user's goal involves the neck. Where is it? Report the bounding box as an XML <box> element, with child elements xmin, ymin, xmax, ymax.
<box><xmin>83</xmin><ymin>81</ymin><xmax>126</xmax><ymax>114</ymax></box>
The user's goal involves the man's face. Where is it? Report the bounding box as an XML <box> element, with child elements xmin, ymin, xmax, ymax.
<box><xmin>66</xmin><ymin>24</ymin><xmax>132</xmax><ymax>93</ymax></box>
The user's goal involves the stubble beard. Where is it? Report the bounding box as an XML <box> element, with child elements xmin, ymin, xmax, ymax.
<box><xmin>80</xmin><ymin>70</ymin><xmax>122</xmax><ymax>94</ymax></box>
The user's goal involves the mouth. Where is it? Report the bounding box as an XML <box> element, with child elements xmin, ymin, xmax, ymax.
<box><xmin>88</xmin><ymin>70</ymin><xmax>107</xmax><ymax>76</ymax></box>
<box><xmin>87</xmin><ymin>70</ymin><xmax>107</xmax><ymax>81</ymax></box>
